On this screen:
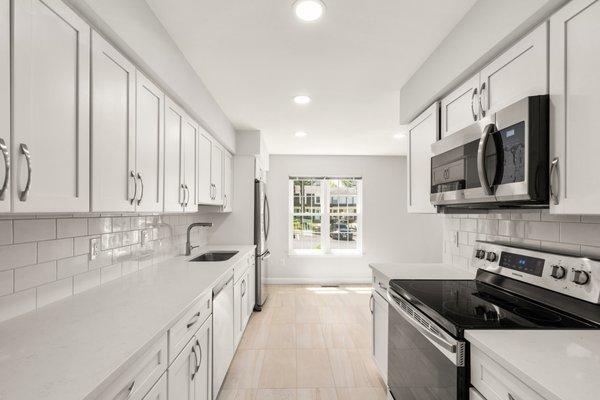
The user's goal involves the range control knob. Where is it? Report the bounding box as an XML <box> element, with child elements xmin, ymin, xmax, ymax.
<box><xmin>486</xmin><ymin>252</ymin><xmax>497</xmax><ymax>262</ymax></box>
<box><xmin>475</xmin><ymin>250</ymin><xmax>486</xmax><ymax>259</ymax></box>
<box><xmin>550</xmin><ymin>265</ymin><xmax>567</xmax><ymax>280</ymax></box>
<box><xmin>572</xmin><ymin>270</ymin><xmax>590</xmax><ymax>286</ymax></box>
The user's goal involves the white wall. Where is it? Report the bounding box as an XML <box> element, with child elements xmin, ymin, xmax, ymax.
<box><xmin>64</xmin><ymin>0</ymin><xmax>236</xmax><ymax>152</ymax></box>
<box><xmin>266</xmin><ymin>155</ymin><xmax>443</xmax><ymax>284</ymax></box>
<box><xmin>399</xmin><ymin>0</ymin><xmax>568</xmax><ymax>123</ymax></box>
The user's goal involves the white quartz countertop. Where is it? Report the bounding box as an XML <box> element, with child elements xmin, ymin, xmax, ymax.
<box><xmin>369</xmin><ymin>262</ymin><xmax>475</xmax><ymax>281</ymax></box>
<box><xmin>466</xmin><ymin>330</ymin><xmax>600</xmax><ymax>400</ymax></box>
<box><xmin>0</xmin><ymin>244</ymin><xmax>255</xmax><ymax>400</ymax></box>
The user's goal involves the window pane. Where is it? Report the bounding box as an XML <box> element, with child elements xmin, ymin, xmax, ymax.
<box><xmin>330</xmin><ymin>215</ymin><xmax>358</xmax><ymax>251</ymax></box>
<box><xmin>292</xmin><ymin>215</ymin><xmax>322</xmax><ymax>251</ymax></box>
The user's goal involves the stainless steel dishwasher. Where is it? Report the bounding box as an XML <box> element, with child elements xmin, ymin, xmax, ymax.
<box><xmin>212</xmin><ymin>273</ymin><xmax>234</xmax><ymax>399</ymax></box>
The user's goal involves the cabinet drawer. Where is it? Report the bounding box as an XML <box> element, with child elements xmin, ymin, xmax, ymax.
<box><xmin>98</xmin><ymin>334</ymin><xmax>168</xmax><ymax>400</ymax></box>
<box><xmin>142</xmin><ymin>373</ymin><xmax>167</xmax><ymax>400</ymax></box>
<box><xmin>470</xmin><ymin>387</ymin><xmax>486</xmax><ymax>400</ymax></box>
<box><xmin>234</xmin><ymin>253</ymin><xmax>253</xmax><ymax>283</ymax></box>
<box><xmin>471</xmin><ymin>346</ymin><xmax>545</xmax><ymax>400</ymax></box>
<box><xmin>169</xmin><ymin>291</ymin><xmax>212</xmax><ymax>363</ymax></box>
<box><xmin>372</xmin><ymin>271</ymin><xmax>389</xmax><ymax>299</ymax></box>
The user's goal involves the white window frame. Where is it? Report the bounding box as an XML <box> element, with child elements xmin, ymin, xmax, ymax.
<box><xmin>288</xmin><ymin>177</ymin><xmax>363</xmax><ymax>256</ymax></box>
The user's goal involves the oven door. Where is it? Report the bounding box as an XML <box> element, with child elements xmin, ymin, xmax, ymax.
<box><xmin>386</xmin><ymin>290</ymin><xmax>468</xmax><ymax>400</ymax></box>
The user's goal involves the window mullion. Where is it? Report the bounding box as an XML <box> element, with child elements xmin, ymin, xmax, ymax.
<box><xmin>322</xmin><ymin>179</ymin><xmax>330</xmax><ymax>254</ymax></box>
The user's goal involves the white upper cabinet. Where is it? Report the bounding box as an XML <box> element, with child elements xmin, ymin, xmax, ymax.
<box><xmin>211</xmin><ymin>143</ymin><xmax>223</xmax><ymax>205</ymax></box>
<box><xmin>480</xmin><ymin>23</ymin><xmax>548</xmax><ymax>116</ymax></box>
<box><xmin>549</xmin><ymin>0</ymin><xmax>600</xmax><ymax>214</ymax></box>
<box><xmin>441</xmin><ymin>23</ymin><xmax>548</xmax><ymax>138</ymax></box>
<box><xmin>136</xmin><ymin>71</ymin><xmax>164</xmax><ymax>213</ymax></box>
<box><xmin>222</xmin><ymin>151</ymin><xmax>233</xmax><ymax>212</ymax></box>
<box><xmin>91</xmin><ymin>31</ymin><xmax>136</xmax><ymax>212</ymax></box>
<box><xmin>0</xmin><ymin>0</ymin><xmax>9</xmax><ymax>212</ymax></box>
<box><xmin>407</xmin><ymin>102</ymin><xmax>438</xmax><ymax>214</ymax></box>
<box><xmin>12</xmin><ymin>0</ymin><xmax>90</xmax><ymax>212</ymax></box>
<box><xmin>164</xmin><ymin>97</ymin><xmax>185</xmax><ymax>212</ymax></box>
<box><xmin>440</xmin><ymin>75</ymin><xmax>480</xmax><ymax>138</ymax></box>
<box><xmin>182</xmin><ymin>117</ymin><xmax>197</xmax><ymax>212</ymax></box>
<box><xmin>196</xmin><ymin>130</ymin><xmax>212</xmax><ymax>205</ymax></box>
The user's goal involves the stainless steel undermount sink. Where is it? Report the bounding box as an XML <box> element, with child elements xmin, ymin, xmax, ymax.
<box><xmin>189</xmin><ymin>251</ymin><xmax>238</xmax><ymax>262</ymax></box>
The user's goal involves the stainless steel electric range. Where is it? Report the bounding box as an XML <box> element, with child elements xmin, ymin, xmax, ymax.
<box><xmin>386</xmin><ymin>241</ymin><xmax>600</xmax><ymax>400</ymax></box>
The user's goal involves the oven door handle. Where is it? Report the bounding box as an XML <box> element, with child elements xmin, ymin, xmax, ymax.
<box><xmin>386</xmin><ymin>290</ymin><xmax>457</xmax><ymax>355</ymax></box>
<box><xmin>477</xmin><ymin>123</ymin><xmax>497</xmax><ymax>196</ymax></box>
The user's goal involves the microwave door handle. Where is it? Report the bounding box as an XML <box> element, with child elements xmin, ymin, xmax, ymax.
<box><xmin>477</xmin><ymin>123</ymin><xmax>496</xmax><ymax>196</ymax></box>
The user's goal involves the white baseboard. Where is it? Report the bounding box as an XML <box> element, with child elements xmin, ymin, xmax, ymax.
<box><xmin>264</xmin><ymin>277</ymin><xmax>371</xmax><ymax>285</ymax></box>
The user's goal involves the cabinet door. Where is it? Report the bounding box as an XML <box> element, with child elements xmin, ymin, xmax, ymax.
<box><xmin>136</xmin><ymin>71</ymin><xmax>164</xmax><ymax>212</ymax></box>
<box><xmin>182</xmin><ymin>117</ymin><xmax>197</xmax><ymax>212</ymax></box>
<box><xmin>164</xmin><ymin>98</ymin><xmax>184</xmax><ymax>212</ymax></box>
<box><xmin>371</xmin><ymin>291</ymin><xmax>388</xmax><ymax>383</ymax></box>
<box><xmin>407</xmin><ymin>102</ymin><xmax>438</xmax><ymax>213</ymax></box>
<box><xmin>223</xmin><ymin>152</ymin><xmax>233</xmax><ymax>212</ymax></box>
<box><xmin>549</xmin><ymin>0</ymin><xmax>600</xmax><ymax>214</ymax></box>
<box><xmin>192</xmin><ymin>316</ymin><xmax>212</xmax><ymax>400</ymax></box>
<box><xmin>142</xmin><ymin>374</ymin><xmax>167</xmax><ymax>400</ymax></box>
<box><xmin>211</xmin><ymin>144</ymin><xmax>223</xmax><ymax>205</ymax></box>
<box><xmin>196</xmin><ymin>131</ymin><xmax>212</xmax><ymax>205</ymax></box>
<box><xmin>233</xmin><ymin>278</ymin><xmax>243</xmax><ymax>348</ymax></box>
<box><xmin>12</xmin><ymin>0</ymin><xmax>90</xmax><ymax>212</ymax></box>
<box><xmin>91</xmin><ymin>31</ymin><xmax>136</xmax><ymax>212</ymax></box>
<box><xmin>440</xmin><ymin>75</ymin><xmax>479</xmax><ymax>138</ymax></box>
<box><xmin>0</xmin><ymin>0</ymin><xmax>9</xmax><ymax>212</ymax></box>
<box><xmin>248</xmin><ymin>261</ymin><xmax>256</xmax><ymax>316</ymax></box>
<box><xmin>242</xmin><ymin>272</ymin><xmax>250</xmax><ymax>328</ymax></box>
<box><xmin>480</xmin><ymin>23</ymin><xmax>548</xmax><ymax>116</ymax></box>
<box><xmin>168</xmin><ymin>337</ymin><xmax>196</xmax><ymax>400</ymax></box>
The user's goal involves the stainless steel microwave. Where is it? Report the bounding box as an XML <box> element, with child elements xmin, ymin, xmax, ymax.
<box><xmin>430</xmin><ymin>96</ymin><xmax>549</xmax><ymax>211</ymax></box>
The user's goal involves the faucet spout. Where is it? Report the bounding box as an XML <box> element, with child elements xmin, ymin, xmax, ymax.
<box><xmin>185</xmin><ymin>222</ymin><xmax>213</xmax><ymax>256</ymax></box>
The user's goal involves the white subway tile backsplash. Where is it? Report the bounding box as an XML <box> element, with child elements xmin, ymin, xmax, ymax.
<box><xmin>100</xmin><ymin>264</ymin><xmax>122</xmax><ymax>284</ymax></box>
<box><xmin>13</xmin><ymin>219</ymin><xmax>55</xmax><ymax>243</ymax></box>
<box><xmin>112</xmin><ymin>217</ymin><xmax>131</xmax><ymax>232</ymax></box>
<box><xmin>73</xmin><ymin>270</ymin><xmax>101</xmax><ymax>294</ymax></box>
<box><xmin>37</xmin><ymin>238</ymin><xmax>74</xmax><ymax>263</ymax></box>
<box><xmin>0</xmin><ymin>270</ymin><xmax>13</xmax><ymax>296</ymax></box>
<box><xmin>498</xmin><ymin>220</ymin><xmax>525</xmax><ymax>238</ymax></box>
<box><xmin>0</xmin><ymin>289</ymin><xmax>36</xmax><ymax>323</ymax></box>
<box><xmin>460</xmin><ymin>219</ymin><xmax>477</xmax><ymax>233</ymax></box>
<box><xmin>0</xmin><ymin>243</ymin><xmax>37</xmax><ymax>271</ymax></box>
<box><xmin>57</xmin><ymin>255</ymin><xmax>89</xmax><ymax>279</ymax></box>
<box><xmin>74</xmin><ymin>235</ymin><xmax>98</xmax><ymax>256</ymax></box>
<box><xmin>581</xmin><ymin>245</ymin><xmax>600</xmax><ymax>259</ymax></box>
<box><xmin>560</xmin><ymin>223</ymin><xmax>600</xmax><ymax>247</ymax></box>
<box><xmin>36</xmin><ymin>278</ymin><xmax>73</xmax><ymax>308</ymax></box>
<box><xmin>57</xmin><ymin>218</ymin><xmax>88</xmax><ymax>238</ymax></box>
<box><xmin>88</xmin><ymin>217</ymin><xmax>112</xmax><ymax>235</ymax></box>
<box><xmin>478</xmin><ymin>219</ymin><xmax>499</xmax><ymax>236</ymax></box>
<box><xmin>540</xmin><ymin>212</ymin><xmax>581</xmax><ymax>223</ymax></box>
<box><xmin>89</xmin><ymin>250</ymin><xmax>113</xmax><ymax>270</ymax></box>
<box><xmin>101</xmin><ymin>232</ymin><xmax>123</xmax><ymax>250</ymax></box>
<box><xmin>0</xmin><ymin>220</ymin><xmax>12</xmax><ymax>245</ymax></box>
<box><xmin>14</xmin><ymin>262</ymin><xmax>57</xmax><ymax>291</ymax></box>
<box><xmin>525</xmin><ymin>221</ymin><xmax>560</xmax><ymax>242</ymax></box>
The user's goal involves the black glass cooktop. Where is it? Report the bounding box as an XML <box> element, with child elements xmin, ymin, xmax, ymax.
<box><xmin>389</xmin><ymin>279</ymin><xmax>598</xmax><ymax>338</ymax></box>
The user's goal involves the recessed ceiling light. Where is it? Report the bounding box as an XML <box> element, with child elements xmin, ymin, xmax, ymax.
<box><xmin>293</xmin><ymin>95</ymin><xmax>311</xmax><ymax>105</ymax></box>
<box><xmin>295</xmin><ymin>131</ymin><xmax>308</xmax><ymax>138</ymax></box>
<box><xmin>393</xmin><ymin>132</ymin><xmax>406</xmax><ymax>139</ymax></box>
<box><xmin>293</xmin><ymin>0</ymin><xmax>325</xmax><ymax>22</ymax></box>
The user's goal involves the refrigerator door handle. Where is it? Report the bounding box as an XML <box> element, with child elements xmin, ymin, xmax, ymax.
<box><xmin>261</xmin><ymin>250</ymin><xmax>271</xmax><ymax>260</ymax></box>
<box><xmin>264</xmin><ymin>195</ymin><xmax>270</xmax><ymax>240</ymax></box>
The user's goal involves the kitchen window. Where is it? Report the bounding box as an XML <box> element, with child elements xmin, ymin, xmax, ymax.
<box><xmin>289</xmin><ymin>177</ymin><xmax>363</xmax><ymax>255</ymax></box>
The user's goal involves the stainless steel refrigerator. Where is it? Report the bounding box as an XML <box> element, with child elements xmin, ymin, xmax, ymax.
<box><xmin>254</xmin><ymin>179</ymin><xmax>270</xmax><ymax>310</ymax></box>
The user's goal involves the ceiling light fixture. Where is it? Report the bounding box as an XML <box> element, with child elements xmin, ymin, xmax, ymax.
<box><xmin>293</xmin><ymin>95</ymin><xmax>311</xmax><ymax>105</ymax></box>
<box><xmin>294</xmin><ymin>131</ymin><xmax>308</xmax><ymax>138</ymax></box>
<box><xmin>293</xmin><ymin>0</ymin><xmax>325</xmax><ymax>22</ymax></box>
<box><xmin>393</xmin><ymin>132</ymin><xmax>406</xmax><ymax>139</ymax></box>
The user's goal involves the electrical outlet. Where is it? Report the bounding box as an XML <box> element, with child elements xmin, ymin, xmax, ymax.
<box><xmin>140</xmin><ymin>229</ymin><xmax>150</xmax><ymax>247</ymax></box>
<box><xmin>89</xmin><ymin>238</ymin><xmax>100</xmax><ymax>261</ymax></box>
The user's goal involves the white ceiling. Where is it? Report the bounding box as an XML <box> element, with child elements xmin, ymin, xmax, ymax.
<box><xmin>146</xmin><ymin>0</ymin><xmax>476</xmax><ymax>155</ymax></box>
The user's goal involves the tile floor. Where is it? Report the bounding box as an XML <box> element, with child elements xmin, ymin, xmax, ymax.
<box><xmin>217</xmin><ymin>285</ymin><xmax>387</xmax><ymax>400</ymax></box>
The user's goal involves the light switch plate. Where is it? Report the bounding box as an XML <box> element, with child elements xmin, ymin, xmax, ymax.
<box><xmin>89</xmin><ymin>238</ymin><xmax>100</xmax><ymax>260</ymax></box>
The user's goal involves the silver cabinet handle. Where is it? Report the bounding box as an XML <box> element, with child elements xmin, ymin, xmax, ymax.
<box><xmin>479</xmin><ymin>82</ymin><xmax>487</xmax><ymax>117</ymax></box>
<box><xmin>223</xmin><ymin>194</ymin><xmax>228</xmax><ymax>209</ymax></box>
<box><xmin>241</xmin><ymin>279</ymin><xmax>246</xmax><ymax>297</ymax></box>
<box><xmin>470</xmin><ymin>87</ymin><xmax>478</xmax><ymax>121</ymax></box>
<box><xmin>550</xmin><ymin>157</ymin><xmax>560</xmax><ymax>205</ymax></box>
<box><xmin>186</xmin><ymin>312</ymin><xmax>201</xmax><ymax>329</ymax></box>
<box><xmin>477</xmin><ymin>123</ymin><xmax>497</xmax><ymax>196</ymax></box>
<box><xmin>129</xmin><ymin>170</ymin><xmax>137</xmax><ymax>205</ymax></box>
<box><xmin>369</xmin><ymin>294</ymin><xmax>374</xmax><ymax>315</ymax></box>
<box><xmin>18</xmin><ymin>144</ymin><xmax>32</xmax><ymax>202</ymax></box>
<box><xmin>180</xmin><ymin>183</ymin><xmax>185</xmax><ymax>207</ymax></box>
<box><xmin>190</xmin><ymin>343</ymin><xmax>199</xmax><ymax>381</ymax></box>
<box><xmin>0</xmin><ymin>138</ymin><xmax>9</xmax><ymax>201</ymax></box>
<box><xmin>196</xmin><ymin>339</ymin><xmax>202</xmax><ymax>371</ymax></box>
<box><xmin>136</xmin><ymin>172</ymin><xmax>144</xmax><ymax>205</ymax></box>
<box><xmin>184</xmin><ymin>184</ymin><xmax>190</xmax><ymax>207</ymax></box>
<box><xmin>126</xmin><ymin>380</ymin><xmax>135</xmax><ymax>397</ymax></box>
<box><xmin>507</xmin><ymin>394</ymin><xmax>516</xmax><ymax>400</ymax></box>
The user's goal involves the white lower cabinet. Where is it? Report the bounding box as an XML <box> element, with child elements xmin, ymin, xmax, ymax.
<box><xmin>233</xmin><ymin>270</ymin><xmax>249</xmax><ymax>347</ymax></box>
<box><xmin>248</xmin><ymin>260</ymin><xmax>256</xmax><ymax>315</ymax></box>
<box><xmin>143</xmin><ymin>374</ymin><xmax>167</xmax><ymax>400</ymax></box>
<box><xmin>470</xmin><ymin>346</ymin><xmax>544</xmax><ymax>400</ymax></box>
<box><xmin>407</xmin><ymin>102</ymin><xmax>438</xmax><ymax>213</ymax></box>
<box><xmin>549</xmin><ymin>0</ymin><xmax>600</xmax><ymax>214</ymax></box>
<box><xmin>168</xmin><ymin>316</ymin><xmax>212</xmax><ymax>400</ymax></box>
<box><xmin>371</xmin><ymin>290</ymin><xmax>388</xmax><ymax>383</ymax></box>
<box><xmin>98</xmin><ymin>334</ymin><xmax>168</xmax><ymax>400</ymax></box>
<box><xmin>469</xmin><ymin>387</ymin><xmax>486</xmax><ymax>400</ymax></box>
